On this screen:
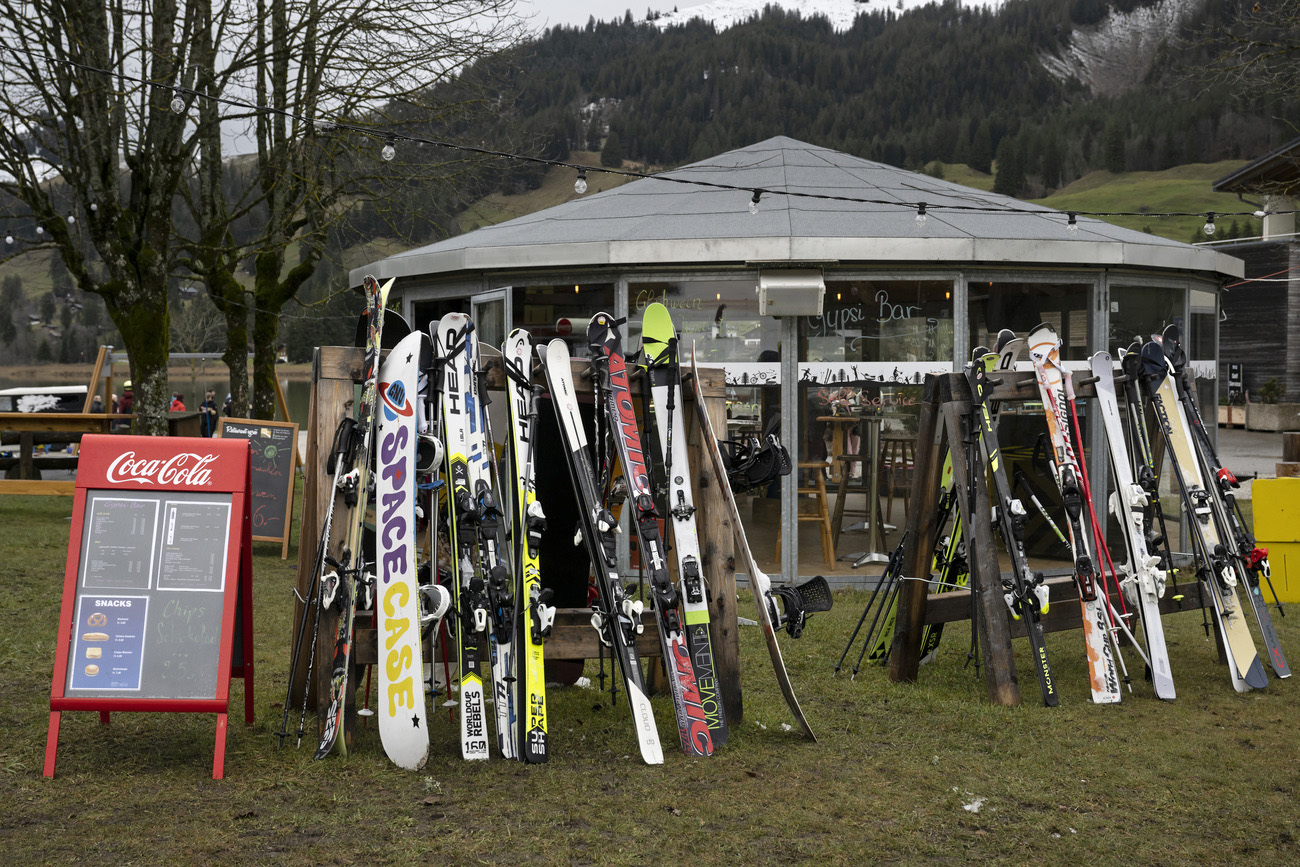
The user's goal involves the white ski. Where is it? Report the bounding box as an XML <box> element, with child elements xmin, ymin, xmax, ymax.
<box><xmin>1090</xmin><ymin>351</ymin><xmax>1175</xmax><ymax>701</ymax></box>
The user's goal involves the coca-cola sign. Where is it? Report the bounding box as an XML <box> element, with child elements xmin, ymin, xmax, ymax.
<box><xmin>106</xmin><ymin>451</ymin><xmax>218</xmax><ymax>487</ymax></box>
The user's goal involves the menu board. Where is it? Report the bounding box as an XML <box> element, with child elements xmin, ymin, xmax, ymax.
<box><xmin>216</xmin><ymin>418</ymin><xmax>297</xmax><ymax>556</ymax></box>
<box><xmin>46</xmin><ymin>433</ymin><xmax>255</xmax><ymax>780</ymax></box>
<box><xmin>66</xmin><ymin>490</ymin><xmax>232</xmax><ymax>700</ymax></box>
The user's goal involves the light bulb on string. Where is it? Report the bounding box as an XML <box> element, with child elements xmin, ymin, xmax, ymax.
<box><xmin>574</xmin><ymin>169</ymin><xmax>588</xmax><ymax>195</ymax></box>
<box><xmin>66</xmin><ymin>214</ymin><xmax>76</xmax><ymax>225</ymax></box>
<box><xmin>35</xmin><ymin>225</ymin><xmax>43</xmax><ymax>235</ymax></box>
<box><xmin>381</xmin><ymin>139</ymin><xmax>396</xmax><ymax>162</ymax></box>
<box><xmin>170</xmin><ymin>89</ymin><xmax>185</xmax><ymax>115</ymax></box>
<box><xmin>4</xmin><ymin>235</ymin><xmax>12</xmax><ymax>246</ymax></box>
<box><xmin>749</xmin><ymin>190</ymin><xmax>762</xmax><ymax>215</ymax></box>
<box><xmin>1067</xmin><ymin>212</ymin><xmax>1078</xmax><ymax>236</ymax></box>
<box><xmin>915</xmin><ymin>202</ymin><xmax>927</xmax><ymax>229</ymax></box>
<box><xmin>1203</xmin><ymin>212</ymin><xmax>1216</xmax><ymax>236</ymax></box>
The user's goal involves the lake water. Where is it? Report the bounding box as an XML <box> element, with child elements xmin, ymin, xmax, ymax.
<box><xmin>0</xmin><ymin>367</ymin><xmax>315</xmax><ymax>430</ymax></box>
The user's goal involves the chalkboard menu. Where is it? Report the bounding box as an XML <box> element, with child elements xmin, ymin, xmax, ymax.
<box><xmin>216</xmin><ymin>418</ymin><xmax>297</xmax><ymax>557</ymax></box>
<box><xmin>67</xmin><ymin>490</ymin><xmax>232</xmax><ymax>699</ymax></box>
<box><xmin>46</xmin><ymin>434</ymin><xmax>254</xmax><ymax>780</ymax></box>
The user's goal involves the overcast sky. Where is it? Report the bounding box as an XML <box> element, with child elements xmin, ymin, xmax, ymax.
<box><xmin>520</xmin><ymin>0</ymin><xmax>671</xmax><ymax>30</ymax></box>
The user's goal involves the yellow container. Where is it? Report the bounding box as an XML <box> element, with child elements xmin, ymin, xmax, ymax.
<box><xmin>1249</xmin><ymin>479</ymin><xmax>1300</xmax><ymax>603</ymax></box>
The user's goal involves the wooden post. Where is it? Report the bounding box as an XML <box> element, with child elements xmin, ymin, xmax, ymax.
<box><xmin>889</xmin><ymin>375</ymin><xmax>944</xmax><ymax>683</ymax></box>
<box><xmin>291</xmin><ymin>347</ymin><xmax>363</xmax><ymax>724</ymax></box>
<box><xmin>685</xmin><ymin>368</ymin><xmax>742</xmax><ymax>727</ymax></box>
<box><xmin>943</xmin><ymin>379</ymin><xmax>1020</xmax><ymax>706</ymax></box>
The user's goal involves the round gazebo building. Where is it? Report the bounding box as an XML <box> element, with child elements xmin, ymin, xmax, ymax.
<box><xmin>354</xmin><ymin>136</ymin><xmax>1242</xmax><ymax>583</ymax></box>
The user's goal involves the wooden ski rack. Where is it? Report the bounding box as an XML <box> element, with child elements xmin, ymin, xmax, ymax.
<box><xmin>293</xmin><ymin>345</ymin><xmax>742</xmax><ymax>752</ymax></box>
<box><xmin>888</xmin><ymin>368</ymin><xmax>1214</xmax><ymax>706</ymax></box>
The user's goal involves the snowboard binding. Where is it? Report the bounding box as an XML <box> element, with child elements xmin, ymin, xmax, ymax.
<box><xmin>769</xmin><ymin>575</ymin><xmax>833</xmax><ymax>639</ymax></box>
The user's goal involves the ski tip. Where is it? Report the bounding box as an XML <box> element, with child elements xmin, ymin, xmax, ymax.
<box><xmin>1244</xmin><ymin>656</ymin><xmax>1270</xmax><ymax>690</ymax></box>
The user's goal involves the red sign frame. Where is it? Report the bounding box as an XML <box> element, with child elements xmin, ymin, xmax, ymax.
<box><xmin>44</xmin><ymin>434</ymin><xmax>255</xmax><ymax>780</ymax></box>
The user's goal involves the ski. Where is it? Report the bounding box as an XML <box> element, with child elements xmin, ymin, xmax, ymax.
<box><xmin>539</xmin><ymin>337</ymin><xmax>663</xmax><ymax>765</ymax></box>
<box><xmin>467</xmin><ymin>340</ymin><xmax>519</xmax><ymax>760</ymax></box>
<box><xmin>316</xmin><ymin>274</ymin><xmax>392</xmax><ymax>759</ymax></box>
<box><xmin>1090</xmin><ymin>351</ymin><xmax>1175</xmax><ymax>700</ymax></box>
<box><xmin>1140</xmin><ymin>339</ymin><xmax>1268</xmax><ymax>691</ymax></box>
<box><xmin>503</xmin><ymin>329</ymin><xmax>555</xmax><ymax>763</ymax></box>
<box><xmin>1161</xmin><ymin>326</ymin><xmax>1289</xmax><ymax>678</ymax></box>
<box><xmin>375</xmin><ymin>329</ymin><xmax>431</xmax><ymax>768</ymax></box>
<box><xmin>277</xmin><ymin>413</ymin><xmax>357</xmax><ymax>748</ymax></box>
<box><xmin>968</xmin><ymin>346</ymin><xmax>1058</xmax><ymax>706</ymax></box>
<box><xmin>436</xmin><ymin>313</ymin><xmax>492</xmax><ymax>760</ymax></box>
<box><xmin>640</xmin><ymin>303</ymin><xmax>728</xmax><ymax>748</ymax></box>
<box><xmin>690</xmin><ymin>343</ymin><xmax>827</xmax><ymax>740</ymax></box>
<box><xmin>589</xmin><ymin>312</ymin><xmax>711</xmax><ymax>757</ymax></box>
<box><xmin>1026</xmin><ymin>323</ymin><xmax>1123</xmax><ymax>704</ymax></box>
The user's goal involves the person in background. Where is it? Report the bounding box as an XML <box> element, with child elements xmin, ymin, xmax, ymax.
<box><xmin>222</xmin><ymin>392</ymin><xmax>232</xmax><ymax>417</ymax></box>
<box><xmin>199</xmin><ymin>390</ymin><xmax>218</xmax><ymax>437</ymax></box>
<box><xmin>118</xmin><ymin>382</ymin><xmax>134</xmax><ymax>415</ymax></box>
<box><xmin>169</xmin><ymin>393</ymin><xmax>186</xmax><ymax>412</ymax></box>
<box><xmin>110</xmin><ymin>393</ymin><xmax>118</xmax><ymax>413</ymax></box>
<box><xmin>90</xmin><ymin>394</ymin><xmax>103</xmax><ymax>413</ymax></box>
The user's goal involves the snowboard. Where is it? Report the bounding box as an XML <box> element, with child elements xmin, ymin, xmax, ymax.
<box><xmin>376</xmin><ymin>329</ymin><xmax>431</xmax><ymax>768</ymax></box>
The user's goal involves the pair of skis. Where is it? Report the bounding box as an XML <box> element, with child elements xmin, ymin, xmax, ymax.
<box><xmin>435</xmin><ymin>316</ymin><xmax>554</xmax><ymax>762</ymax></box>
<box><xmin>540</xmin><ymin>308</ymin><xmax>724</xmax><ymax>762</ymax></box>
<box><xmin>1137</xmin><ymin>326</ymin><xmax>1287</xmax><ymax>691</ymax></box>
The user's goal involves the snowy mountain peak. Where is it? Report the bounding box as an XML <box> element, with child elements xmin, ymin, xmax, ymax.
<box><xmin>649</xmin><ymin>0</ymin><xmax>1007</xmax><ymax>32</ymax></box>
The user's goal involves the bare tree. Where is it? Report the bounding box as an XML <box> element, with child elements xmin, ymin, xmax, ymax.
<box><xmin>187</xmin><ymin>0</ymin><xmax>525</xmax><ymax>419</ymax></box>
<box><xmin>1</xmin><ymin>0</ymin><xmax>523</xmax><ymax>429</ymax></box>
<box><xmin>0</xmin><ymin>1</ymin><xmax>206</xmax><ymax>432</ymax></box>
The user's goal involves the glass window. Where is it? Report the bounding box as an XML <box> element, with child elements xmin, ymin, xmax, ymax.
<box><xmin>804</xmin><ymin>280</ymin><xmax>953</xmax><ymax>364</ymax></box>
<box><xmin>626</xmin><ymin>280</ymin><xmax>778</xmax><ymax>364</ymax></box>
<box><xmin>795</xmin><ymin>280</ymin><xmax>953</xmax><ymax>575</ymax></box>
<box><xmin>511</xmin><ymin>283</ymin><xmax>616</xmax><ymax>358</ymax></box>
<box><xmin>1189</xmin><ymin>288</ymin><xmax>1217</xmax><ymax>361</ymax></box>
<box><xmin>625</xmin><ymin>280</ymin><xmax>782</xmax><ymax>570</ymax></box>
<box><xmin>969</xmin><ymin>281</ymin><xmax>1090</xmax><ymax>359</ymax></box>
<box><xmin>1108</xmin><ymin>284</ymin><xmax>1183</xmax><ymax>356</ymax></box>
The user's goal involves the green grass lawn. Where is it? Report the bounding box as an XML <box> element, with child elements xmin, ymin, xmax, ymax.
<box><xmin>3</xmin><ymin>488</ymin><xmax>1298</xmax><ymax>864</ymax></box>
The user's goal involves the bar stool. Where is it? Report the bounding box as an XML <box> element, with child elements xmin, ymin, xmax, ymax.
<box><xmin>881</xmin><ymin>436</ymin><xmax>915</xmax><ymax>524</ymax></box>
<box><xmin>774</xmin><ymin>459</ymin><xmax>835</xmax><ymax>568</ymax></box>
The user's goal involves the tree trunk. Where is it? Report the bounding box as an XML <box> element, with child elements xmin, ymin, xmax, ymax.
<box><xmin>108</xmin><ymin>288</ymin><xmax>171</xmax><ymax>436</ymax></box>
<box><xmin>251</xmin><ymin>301</ymin><xmax>280</xmax><ymax>421</ymax></box>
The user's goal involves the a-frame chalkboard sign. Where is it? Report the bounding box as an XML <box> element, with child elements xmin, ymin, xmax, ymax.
<box><xmin>44</xmin><ymin>434</ymin><xmax>255</xmax><ymax>780</ymax></box>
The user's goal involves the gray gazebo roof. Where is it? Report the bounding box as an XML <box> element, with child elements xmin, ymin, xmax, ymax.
<box><xmin>353</xmin><ymin>136</ymin><xmax>1243</xmax><ymax>283</ymax></box>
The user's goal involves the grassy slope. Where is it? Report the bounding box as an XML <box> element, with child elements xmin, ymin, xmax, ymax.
<box><xmin>2</xmin><ymin>490</ymin><xmax>1299</xmax><ymax>863</ymax></box>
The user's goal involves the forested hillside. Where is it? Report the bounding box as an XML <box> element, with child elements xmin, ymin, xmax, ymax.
<box><xmin>465</xmin><ymin>0</ymin><xmax>1293</xmax><ymax>200</ymax></box>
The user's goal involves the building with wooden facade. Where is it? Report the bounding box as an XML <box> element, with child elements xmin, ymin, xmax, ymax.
<box><xmin>1212</xmin><ymin>136</ymin><xmax>1300</xmax><ymax>403</ymax></box>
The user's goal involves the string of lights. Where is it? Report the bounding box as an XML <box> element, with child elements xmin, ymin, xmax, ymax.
<box><xmin>2</xmin><ymin>48</ymin><xmax>1296</xmax><ymax>246</ymax></box>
